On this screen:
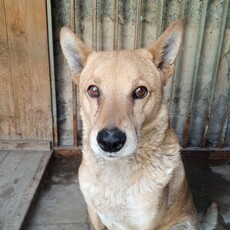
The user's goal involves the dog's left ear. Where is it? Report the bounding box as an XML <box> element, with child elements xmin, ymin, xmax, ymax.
<box><xmin>60</xmin><ymin>27</ymin><xmax>92</xmax><ymax>79</ymax></box>
<box><xmin>148</xmin><ymin>20</ymin><xmax>183</xmax><ymax>85</ymax></box>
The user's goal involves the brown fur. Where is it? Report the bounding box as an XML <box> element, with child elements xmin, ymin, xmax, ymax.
<box><xmin>60</xmin><ymin>20</ymin><xmax>217</xmax><ymax>230</ymax></box>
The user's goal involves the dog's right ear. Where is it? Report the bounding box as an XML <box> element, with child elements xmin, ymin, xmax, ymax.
<box><xmin>60</xmin><ymin>27</ymin><xmax>91</xmax><ymax>77</ymax></box>
<box><xmin>148</xmin><ymin>20</ymin><xmax>183</xmax><ymax>86</ymax></box>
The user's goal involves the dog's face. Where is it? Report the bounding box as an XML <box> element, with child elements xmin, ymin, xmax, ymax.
<box><xmin>60</xmin><ymin>20</ymin><xmax>182</xmax><ymax>159</ymax></box>
<box><xmin>79</xmin><ymin>50</ymin><xmax>163</xmax><ymax>158</ymax></box>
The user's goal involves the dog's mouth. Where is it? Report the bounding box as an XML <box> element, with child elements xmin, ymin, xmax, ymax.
<box><xmin>103</xmin><ymin>154</ymin><xmax>121</xmax><ymax>159</ymax></box>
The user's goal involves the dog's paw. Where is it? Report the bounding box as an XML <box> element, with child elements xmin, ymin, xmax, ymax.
<box><xmin>170</xmin><ymin>221</ymin><xmax>198</xmax><ymax>230</ymax></box>
<box><xmin>200</xmin><ymin>202</ymin><xmax>218</xmax><ymax>230</ymax></box>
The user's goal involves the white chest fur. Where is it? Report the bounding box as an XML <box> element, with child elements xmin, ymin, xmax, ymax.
<box><xmin>79</xmin><ymin>155</ymin><xmax>177</xmax><ymax>230</ymax></box>
<box><xmin>80</xmin><ymin>171</ymin><xmax>159</xmax><ymax>230</ymax></box>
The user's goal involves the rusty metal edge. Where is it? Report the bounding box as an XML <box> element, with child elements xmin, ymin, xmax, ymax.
<box><xmin>92</xmin><ymin>0</ymin><xmax>98</xmax><ymax>50</ymax></box>
<box><xmin>134</xmin><ymin>0</ymin><xmax>142</xmax><ymax>49</ymax></box>
<box><xmin>54</xmin><ymin>146</ymin><xmax>82</xmax><ymax>158</ymax></box>
<box><xmin>70</xmin><ymin>0</ymin><xmax>78</xmax><ymax>147</ymax></box>
<box><xmin>46</xmin><ymin>0</ymin><xmax>58</xmax><ymax>147</ymax></box>
<box><xmin>54</xmin><ymin>146</ymin><xmax>230</xmax><ymax>160</ymax></box>
<box><xmin>182</xmin><ymin>0</ymin><xmax>209</xmax><ymax>148</ymax></box>
<box><xmin>181</xmin><ymin>149</ymin><xmax>230</xmax><ymax>160</ymax></box>
<box><xmin>113</xmin><ymin>0</ymin><xmax>119</xmax><ymax>50</ymax></box>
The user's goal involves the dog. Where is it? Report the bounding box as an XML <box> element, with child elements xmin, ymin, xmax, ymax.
<box><xmin>60</xmin><ymin>20</ymin><xmax>218</xmax><ymax>230</ymax></box>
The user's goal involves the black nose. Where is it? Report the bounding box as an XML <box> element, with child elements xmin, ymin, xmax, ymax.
<box><xmin>97</xmin><ymin>128</ymin><xmax>126</xmax><ymax>153</ymax></box>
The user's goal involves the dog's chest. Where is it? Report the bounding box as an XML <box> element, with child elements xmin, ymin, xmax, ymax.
<box><xmin>79</xmin><ymin>164</ymin><xmax>161</xmax><ymax>229</ymax></box>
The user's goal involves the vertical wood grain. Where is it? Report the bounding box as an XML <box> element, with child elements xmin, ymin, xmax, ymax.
<box><xmin>26</xmin><ymin>0</ymin><xmax>52</xmax><ymax>139</ymax></box>
<box><xmin>1</xmin><ymin>0</ymin><xmax>52</xmax><ymax>141</ymax></box>
<box><xmin>0</xmin><ymin>0</ymin><xmax>16</xmax><ymax>138</ymax></box>
<box><xmin>4</xmin><ymin>0</ymin><xmax>35</xmax><ymax>138</ymax></box>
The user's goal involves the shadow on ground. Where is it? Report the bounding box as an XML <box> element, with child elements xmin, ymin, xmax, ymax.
<box><xmin>27</xmin><ymin>155</ymin><xmax>230</xmax><ymax>229</ymax></box>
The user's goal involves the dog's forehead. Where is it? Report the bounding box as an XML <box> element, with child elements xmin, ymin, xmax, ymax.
<box><xmin>81</xmin><ymin>49</ymin><xmax>159</xmax><ymax>85</ymax></box>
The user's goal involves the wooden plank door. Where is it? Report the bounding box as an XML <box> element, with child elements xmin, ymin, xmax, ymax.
<box><xmin>0</xmin><ymin>0</ymin><xmax>52</xmax><ymax>144</ymax></box>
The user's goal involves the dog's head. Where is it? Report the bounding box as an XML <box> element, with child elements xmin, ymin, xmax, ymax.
<box><xmin>60</xmin><ymin>20</ymin><xmax>182</xmax><ymax>159</ymax></box>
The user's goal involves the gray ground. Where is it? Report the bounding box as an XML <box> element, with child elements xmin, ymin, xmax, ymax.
<box><xmin>26</xmin><ymin>157</ymin><xmax>90</xmax><ymax>230</ymax></box>
<box><xmin>26</xmin><ymin>155</ymin><xmax>230</xmax><ymax>230</ymax></box>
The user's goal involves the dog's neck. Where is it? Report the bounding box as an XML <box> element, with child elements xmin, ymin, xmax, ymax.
<box><xmin>132</xmin><ymin>103</ymin><xmax>180</xmax><ymax>167</ymax></box>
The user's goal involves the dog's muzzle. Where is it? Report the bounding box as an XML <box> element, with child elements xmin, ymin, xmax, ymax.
<box><xmin>97</xmin><ymin>128</ymin><xmax>126</xmax><ymax>153</ymax></box>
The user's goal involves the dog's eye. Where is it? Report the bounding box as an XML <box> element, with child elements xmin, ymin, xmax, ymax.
<box><xmin>133</xmin><ymin>86</ymin><xmax>148</xmax><ymax>99</ymax></box>
<box><xmin>87</xmin><ymin>85</ymin><xmax>100</xmax><ymax>98</ymax></box>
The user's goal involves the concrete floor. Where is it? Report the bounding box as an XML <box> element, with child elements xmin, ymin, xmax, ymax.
<box><xmin>26</xmin><ymin>154</ymin><xmax>230</xmax><ymax>230</ymax></box>
<box><xmin>26</xmin><ymin>157</ymin><xmax>90</xmax><ymax>230</ymax></box>
<box><xmin>183</xmin><ymin>154</ymin><xmax>230</xmax><ymax>229</ymax></box>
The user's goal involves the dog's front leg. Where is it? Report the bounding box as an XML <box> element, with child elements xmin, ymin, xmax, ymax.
<box><xmin>169</xmin><ymin>221</ymin><xmax>199</xmax><ymax>230</ymax></box>
<box><xmin>88</xmin><ymin>205</ymin><xmax>107</xmax><ymax>230</ymax></box>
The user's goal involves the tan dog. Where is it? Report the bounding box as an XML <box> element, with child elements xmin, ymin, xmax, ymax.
<box><xmin>60</xmin><ymin>20</ymin><xmax>217</xmax><ymax>230</ymax></box>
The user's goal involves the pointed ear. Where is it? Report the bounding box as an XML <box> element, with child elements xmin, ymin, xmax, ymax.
<box><xmin>148</xmin><ymin>20</ymin><xmax>183</xmax><ymax>85</ymax></box>
<box><xmin>60</xmin><ymin>27</ymin><xmax>91</xmax><ymax>77</ymax></box>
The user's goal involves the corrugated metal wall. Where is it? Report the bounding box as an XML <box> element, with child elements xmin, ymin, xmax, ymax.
<box><xmin>51</xmin><ymin>0</ymin><xmax>230</xmax><ymax>149</ymax></box>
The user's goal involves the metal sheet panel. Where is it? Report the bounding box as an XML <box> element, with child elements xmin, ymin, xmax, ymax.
<box><xmin>52</xmin><ymin>0</ymin><xmax>230</xmax><ymax>148</ymax></box>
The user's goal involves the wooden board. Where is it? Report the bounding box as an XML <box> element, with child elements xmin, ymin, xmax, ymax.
<box><xmin>0</xmin><ymin>0</ymin><xmax>52</xmax><ymax>141</ymax></box>
<box><xmin>0</xmin><ymin>150</ymin><xmax>52</xmax><ymax>230</ymax></box>
<box><xmin>0</xmin><ymin>139</ymin><xmax>51</xmax><ymax>151</ymax></box>
<box><xmin>0</xmin><ymin>0</ymin><xmax>17</xmax><ymax>137</ymax></box>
